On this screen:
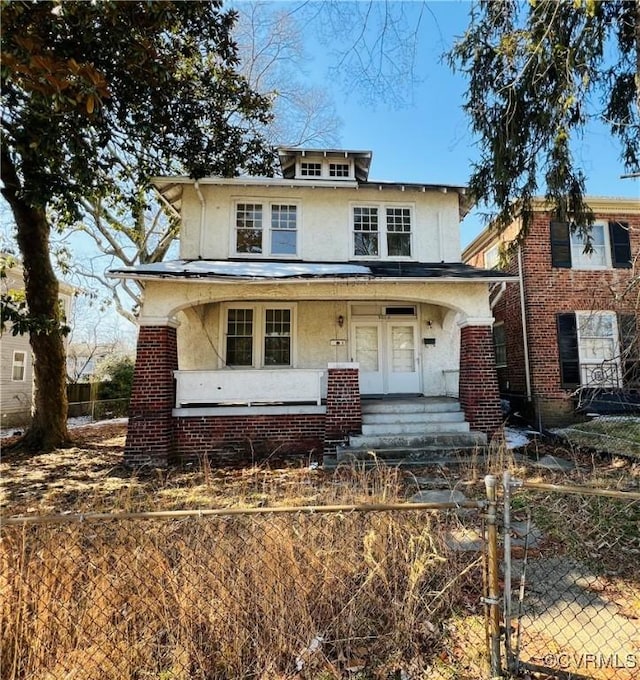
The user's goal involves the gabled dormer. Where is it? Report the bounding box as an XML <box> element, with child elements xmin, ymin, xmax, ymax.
<box><xmin>278</xmin><ymin>148</ymin><xmax>372</xmax><ymax>183</ymax></box>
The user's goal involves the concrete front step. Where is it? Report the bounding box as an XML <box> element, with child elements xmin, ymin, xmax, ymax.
<box><xmin>362</xmin><ymin>397</ymin><xmax>461</xmax><ymax>414</ymax></box>
<box><xmin>323</xmin><ymin>450</ymin><xmax>485</xmax><ymax>470</ymax></box>
<box><xmin>347</xmin><ymin>431</ymin><xmax>486</xmax><ymax>451</ymax></box>
<box><xmin>362</xmin><ymin>410</ymin><xmax>466</xmax><ymax>425</ymax></box>
<box><xmin>362</xmin><ymin>420</ymin><xmax>470</xmax><ymax>436</ymax></box>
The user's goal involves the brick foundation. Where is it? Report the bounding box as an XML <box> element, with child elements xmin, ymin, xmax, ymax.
<box><xmin>325</xmin><ymin>364</ymin><xmax>362</xmax><ymax>448</ymax></box>
<box><xmin>173</xmin><ymin>414</ymin><xmax>325</xmax><ymax>465</ymax></box>
<box><xmin>459</xmin><ymin>325</ymin><xmax>503</xmax><ymax>437</ymax></box>
<box><xmin>125</xmin><ymin>325</ymin><xmax>178</xmax><ymax>467</ymax></box>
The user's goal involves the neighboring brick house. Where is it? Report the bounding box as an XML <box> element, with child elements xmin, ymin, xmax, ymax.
<box><xmin>463</xmin><ymin>197</ymin><xmax>639</xmax><ymax>428</ymax></box>
<box><xmin>0</xmin><ymin>255</ymin><xmax>74</xmax><ymax>428</ymax></box>
<box><xmin>110</xmin><ymin>147</ymin><xmax>513</xmax><ymax>467</ymax></box>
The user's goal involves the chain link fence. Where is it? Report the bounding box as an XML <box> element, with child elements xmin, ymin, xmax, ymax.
<box><xmin>1</xmin><ymin>502</ymin><xmax>491</xmax><ymax>680</ymax></box>
<box><xmin>503</xmin><ymin>476</ymin><xmax>640</xmax><ymax>679</ymax></box>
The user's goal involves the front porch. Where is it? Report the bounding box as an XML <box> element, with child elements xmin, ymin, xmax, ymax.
<box><xmin>125</xmin><ymin>324</ymin><xmax>502</xmax><ymax>467</ymax></box>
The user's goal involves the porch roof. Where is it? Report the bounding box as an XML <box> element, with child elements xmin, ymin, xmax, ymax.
<box><xmin>108</xmin><ymin>259</ymin><xmax>516</xmax><ymax>283</ymax></box>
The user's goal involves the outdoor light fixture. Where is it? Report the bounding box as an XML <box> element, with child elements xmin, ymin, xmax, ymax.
<box><xmin>337</xmin><ymin>315</ymin><xmax>345</xmax><ymax>327</ymax></box>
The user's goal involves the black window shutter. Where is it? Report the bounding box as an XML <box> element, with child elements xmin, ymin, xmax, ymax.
<box><xmin>609</xmin><ymin>221</ymin><xmax>632</xmax><ymax>268</ymax></box>
<box><xmin>618</xmin><ymin>312</ymin><xmax>640</xmax><ymax>387</ymax></box>
<box><xmin>550</xmin><ymin>222</ymin><xmax>571</xmax><ymax>268</ymax></box>
<box><xmin>557</xmin><ymin>313</ymin><xmax>579</xmax><ymax>388</ymax></box>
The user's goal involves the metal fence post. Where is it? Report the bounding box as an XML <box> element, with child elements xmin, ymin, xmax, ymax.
<box><xmin>484</xmin><ymin>475</ymin><xmax>502</xmax><ymax>678</ymax></box>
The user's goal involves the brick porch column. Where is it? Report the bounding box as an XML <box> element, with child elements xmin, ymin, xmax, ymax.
<box><xmin>125</xmin><ymin>321</ymin><xmax>178</xmax><ymax>467</ymax></box>
<box><xmin>325</xmin><ymin>363</ymin><xmax>362</xmax><ymax>451</ymax></box>
<box><xmin>458</xmin><ymin>323</ymin><xmax>502</xmax><ymax>438</ymax></box>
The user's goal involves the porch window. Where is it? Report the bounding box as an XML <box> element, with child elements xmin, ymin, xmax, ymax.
<box><xmin>226</xmin><ymin>309</ymin><xmax>254</xmax><ymax>366</ymax></box>
<box><xmin>224</xmin><ymin>304</ymin><xmax>295</xmax><ymax>367</ymax></box>
<box><xmin>264</xmin><ymin>309</ymin><xmax>291</xmax><ymax>365</ymax></box>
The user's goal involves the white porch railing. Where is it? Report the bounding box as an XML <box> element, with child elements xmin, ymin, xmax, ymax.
<box><xmin>174</xmin><ymin>369</ymin><xmax>324</xmax><ymax>407</ymax></box>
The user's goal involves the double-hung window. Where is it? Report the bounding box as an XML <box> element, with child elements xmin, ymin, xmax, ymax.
<box><xmin>352</xmin><ymin>204</ymin><xmax>413</xmax><ymax>258</ymax></box>
<box><xmin>492</xmin><ymin>323</ymin><xmax>507</xmax><ymax>368</ymax></box>
<box><xmin>550</xmin><ymin>221</ymin><xmax>631</xmax><ymax>269</ymax></box>
<box><xmin>557</xmin><ymin>311</ymin><xmax>622</xmax><ymax>388</ymax></box>
<box><xmin>235</xmin><ymin>202</ymin><xmax>298</xmax><ymax>256</ymax></box>
<box><xmin>225</xmin><ymin>304</ymin><xmax>294</xmax><ymax>367</ymax></box>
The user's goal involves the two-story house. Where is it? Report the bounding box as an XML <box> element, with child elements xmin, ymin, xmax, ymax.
<box><xmin>111</xmin><ymin>148</ymin><xmax>513</xmax><ymax>467</ymax></box>
<box><xmin>463</xmin><ymin>197</ymin><xmax>639</xmax><ymax>428</ymax></box>
<box><xmin>1</xmin><ymin>255</ymin><xmax>74</xmax><ymax>428</ymax></box>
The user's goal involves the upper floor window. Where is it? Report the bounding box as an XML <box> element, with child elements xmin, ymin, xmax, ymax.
<box><xmin>300</xmin><ymin>162</ymin><xmax>321</xmax><ymax>177</ymax></box>
<box><xmin>352</xmin><ymin>204</ymin><xmax>412</xmax><ymax>258</ymax></box>
<box><xmin>329</xmin><ymin>163</ymin><xmax>350</xmax><ymax>177</ymax></box>
<box><xmin>235</xmin><ymin>202</ymin><xmax>298</xmax><ymax>256</ymax></box>
<box><xmin>484</xmin><ymin>244</ymin><xmax>500</xmax><ymax>269</ymax></box>
<box><xmin>12</xmin><ymin>351</ymin><xmax>26</xmax><ymax>381</ymax></box>
<box><xmin>551</xmin><ymin>221</ymin><xmax>631</xmax><ymax>270</ymax></box>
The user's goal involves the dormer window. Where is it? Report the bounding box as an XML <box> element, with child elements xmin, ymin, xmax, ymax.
<box><xmin>300</xmin><ymin>162</ymin><xmax>322</xmax><ymax>177</ymax></box>
<box><xmin>329</xmin><ymin>163</ymin><xmax>350</xmax><ymax>177</ymax></box>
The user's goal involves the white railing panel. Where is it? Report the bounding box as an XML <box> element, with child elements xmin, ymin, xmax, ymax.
<box><xmin>175</xmin><ymin>369</ymin><xmax>324</xmax><ymax>407</ymax></box>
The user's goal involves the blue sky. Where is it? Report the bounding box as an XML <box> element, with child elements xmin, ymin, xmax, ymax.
<box><xmin>301</xmin><ymin>0</ymin><xmax>639</xmax><ymax>246</ymax></box>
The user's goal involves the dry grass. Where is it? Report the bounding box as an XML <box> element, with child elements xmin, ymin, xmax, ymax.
<box><xmin>1</xmin><ymin>422</ymin><xmax>639</xmax><ymax>679</ymax></box>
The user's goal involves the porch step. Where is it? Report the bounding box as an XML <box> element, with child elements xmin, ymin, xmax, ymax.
<box><xmin>323</xmin><ymin>396</ymin><xmax>486</xmax><ymax>470</ymax></box>
<box><xmin>362</xmin><ymin>397</ymin><xmax>461</xmax><ymax>415</ymax></box>
<box><xmin>346</xmin><ymin>431</ymin><xmax>486</xmax><ymax>452</ymax></box>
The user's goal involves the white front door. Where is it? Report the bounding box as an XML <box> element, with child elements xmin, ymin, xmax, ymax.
<box><xmin>353</xmin><ymin>323</ymin><xmax>384</xmax><ymax>394</ymax></box>
<box><xmin>387</xmin><ymin>322</ymin><xmax>420</xmax><ymax>393</ymax></box>
<box><xmin>353</xmin><ymin>320</ymin><xmax>420</xmax><ymax>395</ymax></box>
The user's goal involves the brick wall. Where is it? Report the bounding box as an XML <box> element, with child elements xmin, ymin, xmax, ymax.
<box><xmin>459</xmin><ymin>325</ymin><xmax>502</xmax><ymax>437</ymax></box>
<box><xmin>173</xmin><ymin>414</ymin><xmax>325</xmax><ymax>465</ymax></box>
<box><xmin>125</xmin><ymin>325</ymin><xmax>178</xmax><ymax>467</ymax></box>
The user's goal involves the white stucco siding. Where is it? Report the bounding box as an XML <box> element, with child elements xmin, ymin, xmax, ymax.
<box><xmin>139</xmin><ymin>279</ymin><xmax>493</xmax><ymax>324</ymax></box>
<box><xmin>177</xmin><ymin>182</ymin><xmax>463</xmax><ymax>262</ymax></box>
<box><xmin>176</xmin><ymin>303</ymin><xmax>221</xmax><ymax>370</ymax></box>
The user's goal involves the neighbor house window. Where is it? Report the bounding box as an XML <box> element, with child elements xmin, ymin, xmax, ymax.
<box><xmin>484</xmin><ymin>244</ymin><xmax>500</xmax><ymax>270</ymax></box>
<box><xmin>12</xmin><ymin>351</ymin><xmax>26</xmax><ymax>381</ymax></box>
<box><xmin>235</xmin><ymin>202</ymin><xmax>298</xmax><ymax>256</ymax></box>
<box><xmin>550</xmin><ymin>221</ymin><xmax>631</xmax><ymax>269</ymax></box>
<box><xmin>224</xmin><ymin>305</ymin><xmax>295</xmax><ymax>367</ymax></box>
<box><xmin>353</xmin><ymin>204</ymin><xmax>413</xmax><ymax>258</ymax></box>
<box><xmin>493</xmin><ymin>323</ymin><xmax>507</xmax><ymax>368</ymax></box>
<box><xmin>557</xmin><ymin>311</ymin><xmax>621</xmax><ymax>388</ymax></box>
<box><xmin>300</xmin><ymin>162</ymin><xmax>321</xmax><ymax>177</ymax></box>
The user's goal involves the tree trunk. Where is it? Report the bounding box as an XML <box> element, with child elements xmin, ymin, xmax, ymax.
<box><xmin>1</xmin><ymin>155</ymin><xmax>70</xmax><ymax>451</ymax></box>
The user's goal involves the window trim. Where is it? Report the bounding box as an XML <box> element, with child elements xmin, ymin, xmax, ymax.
<box><xmin>11</xmin><ymin>350</ymin><xmax>27</xmax><ymax>382</ymax></box>
<box><xmin>575</xmin><ymin>310</ymin><xmax>620</xmax><ymax>388</ymax></box>
<box><xmin>220</xmin><ymin>303</ymin><xmax>297</xmax><ymax>368</ymax></box>
<box><xmin>350</xmin><ymin>202</ymin><xmax>415</xmax><ymax>260</ymax></box>
<box><xmin>232</xmin><ymin>200</ymin><xmax>300</xmax><ymax>258</ymax></box>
